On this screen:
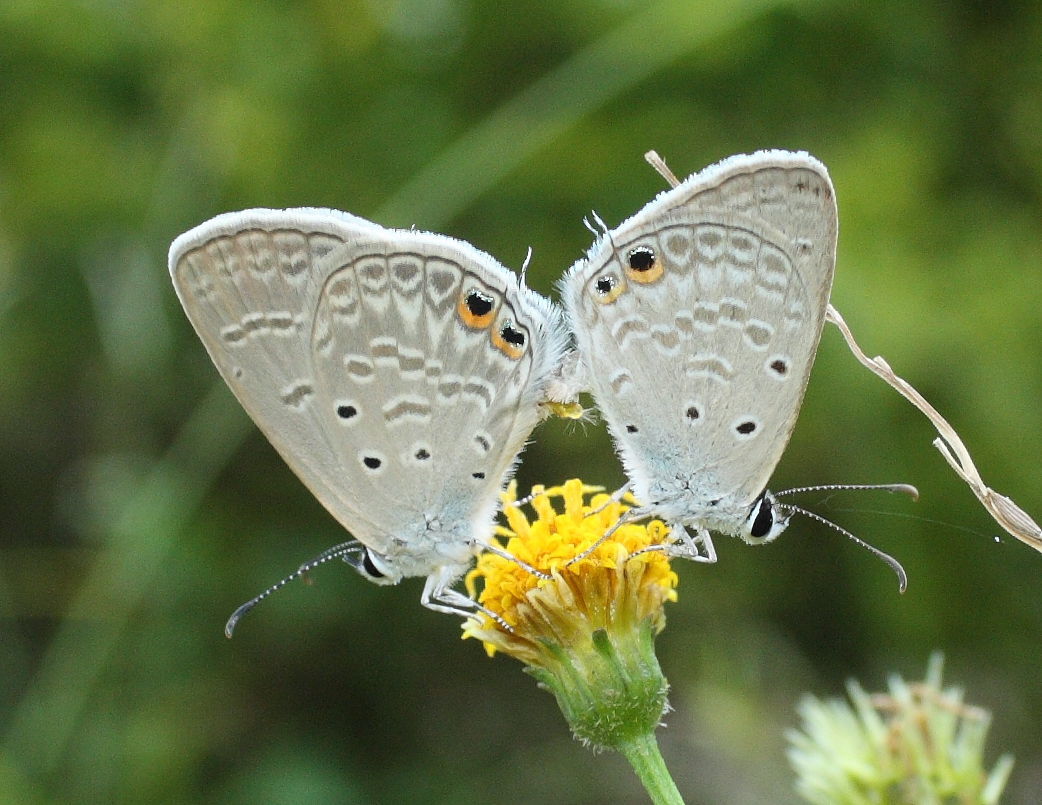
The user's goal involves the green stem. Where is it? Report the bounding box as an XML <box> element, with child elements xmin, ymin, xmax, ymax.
<box><xmin>617</xmin><ymin>732</ymin><xmax>684</xmax><ymax>805</ymax></box>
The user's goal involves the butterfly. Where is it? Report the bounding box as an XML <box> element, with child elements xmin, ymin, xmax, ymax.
<box><xmin>560</xmin><ymin>151</ymin><xmax>840</xmax><ymax>563</ymax></box>
<box><xmin>169</xmin><ymin>208</ymin><xmax>570</xmax><ymax>633</ymax></box>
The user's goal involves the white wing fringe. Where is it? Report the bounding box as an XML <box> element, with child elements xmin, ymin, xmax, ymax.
<box><xmin>826</xmin><ymin>303</ymin><xmax>1042</xmax><ymax>551</ymax></box>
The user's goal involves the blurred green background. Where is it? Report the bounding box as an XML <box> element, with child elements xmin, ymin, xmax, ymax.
<box><xmin>3</xmin><ymin>0</ymin><xmax>1041</xmax><ymax>802</ymax></box>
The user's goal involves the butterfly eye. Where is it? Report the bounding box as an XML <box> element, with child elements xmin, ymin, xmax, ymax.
<box><xmin>492</xmin><ymin>319</ymin><xmax>527</xmax><ymax>360</ymax></box>
<box><xmin>625</xmin><ymin>245</ymin><xmax>664</xmax><ymax>284</ymax></box>
<box><xmin>359</xmin><ymin>549</ymin><xmax>388</xmax><ymax>581</ymax></box>
<box><xmin>592</xmin><ymin>272</ymin><xmax>625</xmax><ymax>304</ymax></box>
<box><xmin>748</xmin><ymin>495</ymin><xmax>775</xmax><ymax>540</ymax></box>
<box><xmin>458</xmin><ymin>288</ymin><xmax>497</xmax><ymax>329</ymax></box>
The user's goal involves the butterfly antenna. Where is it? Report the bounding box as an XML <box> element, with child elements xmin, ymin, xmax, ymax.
<box><xmin>776</xmin><ymin>483</ymin><xmax>919</xmax><ymax>501</ymax></box>
<box><xmin>777</xmin><ymin>502</ymin><xmax>908</xmax><ymax>593</ymax></box>
<box><xmin>224</xmin><ymin>542</ymin><xmax>364</xmax><ymax>638</ymax></box>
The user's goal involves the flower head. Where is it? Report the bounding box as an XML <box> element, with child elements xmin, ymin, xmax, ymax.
<box><xmin>464</xmin><ymin>479</ymin><xmax>677</xmax><ymax>662</ymax></box>
<box><xmin>788</xmin><ymin>653</ymin><xmax>1014</xmax><ymax>805</ymax></box>
<box><xmin>464</xmin><ymin>479</ymin><xmax>679</xmax><ymax>758</ymax></box>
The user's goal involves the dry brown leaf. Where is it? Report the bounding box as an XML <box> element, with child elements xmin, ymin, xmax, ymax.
<box><xmin>826</xmin><ymin>303</ymin><xmax>1042</xmax><ymax>551</ymax></box>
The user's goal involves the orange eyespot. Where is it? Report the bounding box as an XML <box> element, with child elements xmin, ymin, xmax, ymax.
<box><xmin>625</xmin><ymin>245</ymin><xmax>664</xmax><ymax>284</ymax></box>
<box><xmin>591</xmin><ymin>272</ymin><xmax>626</xmax><ymax>304</ymax></box>
<box><xmin>491</xmin><ymin>319</ymin><xmax>526</xmax><ymax>360</ymax></box>
<box><xmin>457</xmin><ymin>288</ymin><xmax>497</xmax><ymax>329</ymax></box>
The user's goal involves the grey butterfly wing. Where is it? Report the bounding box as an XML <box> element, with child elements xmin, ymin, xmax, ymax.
<box><xmin>561</xmin><ymin>152</ymin><xmax>837</xmax><ymax>518</ymax></box>
<box><xmin>171</xmin><ymin>209</ymin><xmax>567</xmax><ymax>570</ymax></box>
<box><xmin>303</xmin><ymin>229</ymin><xmax>568</xmax><ymax>573</ymax></box>
<box><xmin>171</xmin><ymin>209</ymin><xmax>391</xmax><ymax>545</ymax></box>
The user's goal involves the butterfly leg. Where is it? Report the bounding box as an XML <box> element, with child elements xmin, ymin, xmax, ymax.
<box><xmin>509</xmin><ymin>481</ymin><xmax>632</xmax><ymax>514</ymax></box>
<box><xmin>667</xmin><ymin>524</ymin><xmax>718</xmax><ymax>563</ymax></box>
<box><xmin>586</xmin><ymin>481</ymin><xmax>633</xmax><ymax>518</ymax></box>
<box><xmin>626</xmin><ymin>522</ymin><xmax>718</xmax><ymax>563</ymax></box>
<box><xmin>510</xmin><ymin>484</ymin><xmax>636</xmax><ymax>570</ymax></box>
<box><xmin>564</xmin><ymin>504</ymin><xmax>644</xmax><ymax>566</ymax></box>
<box><xmin>479</xmin><ymin>541</ymin><xmax>551</xmax><ymax>579</ymax></box>
<box><xmin>421</xmin><ymin>568</ymin><xmax>514</xmax><ymax>632</ymax></box>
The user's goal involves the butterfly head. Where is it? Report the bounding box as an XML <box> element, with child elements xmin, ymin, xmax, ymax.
<box><xmin>740</xmin><ymin>490</ymin><xmax>790</xmax><ymax>545</ymax></box>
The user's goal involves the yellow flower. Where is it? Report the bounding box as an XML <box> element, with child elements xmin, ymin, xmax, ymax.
<box><xmin>463</xmin><ymin>479</ymin><xmax>681</xmax><ymax>775</ymax></box>
<box><xmin>464</xmin><ymin>479</ymin><xmax>678</xmax><ymax>663</ymax></box>
<box><xmin>462</xmin><ymin>479</ymin><xmax>686</xmax><ymax>799</ymax></box>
